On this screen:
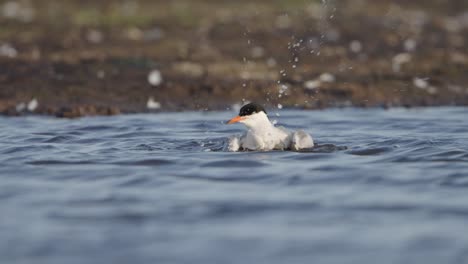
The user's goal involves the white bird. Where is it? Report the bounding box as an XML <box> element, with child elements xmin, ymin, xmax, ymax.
<box><xmin>226</xmin><ymin>103</ymin><xmax>314</xmax><ymax>151</ymax></box>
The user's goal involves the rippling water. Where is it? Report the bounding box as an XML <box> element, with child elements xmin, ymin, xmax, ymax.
<box><xmin>1</xmin><ymin>107</ymin><xmax>468</xmax><ymax>264</ymax></box>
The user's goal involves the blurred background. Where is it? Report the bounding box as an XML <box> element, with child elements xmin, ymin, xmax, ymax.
<box><xmin>2</xmin><ymin>2</ymin><xmax>468</xmax><ymax>264</ymax></box>
<box><xmin>0</xmin><ymin>0</ymin><xmax>467</xmax><ymax>117</ymax></box>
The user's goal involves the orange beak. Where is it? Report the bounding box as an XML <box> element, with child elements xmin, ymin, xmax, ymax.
<box><xmin>227</xmin><ymin>115</ymin><xmax>245</xmax><ymax>124</ymax></box>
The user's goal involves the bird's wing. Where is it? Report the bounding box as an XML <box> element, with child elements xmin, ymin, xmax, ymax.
<box><xmin>291</xmin><ymin>130</ymin><xmax>314</xmax><ymax>150</ymax></box>
<box><xmin>227</xmin><ymin>135</ymin><xmax>241</xmax><ymax>152</ymax></box>
<box><xmin>241</xmin><ymin>130</ymin><xmax>265</xmax><ymax>151</ymax></box>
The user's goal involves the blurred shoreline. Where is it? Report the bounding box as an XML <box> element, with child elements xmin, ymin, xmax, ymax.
<box><xmin>0</xmin><ymin>0</ymin><xmax>467</xmax><ymax>117</ymax></box>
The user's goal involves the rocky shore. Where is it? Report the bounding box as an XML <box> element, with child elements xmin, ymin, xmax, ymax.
<box><xmin>1</xmin><ymin>0</ymin><xmax>467</xmax><ymax>117</ymax></box>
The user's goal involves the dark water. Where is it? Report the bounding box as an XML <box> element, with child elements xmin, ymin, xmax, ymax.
<box><xmin>1</xmin><ymin>107</ymin><xmax>468</xmax><ymax>264</ymax></box>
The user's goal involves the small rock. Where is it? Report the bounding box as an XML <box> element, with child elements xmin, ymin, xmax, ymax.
<box><xmin>2</xmin><ymin>1</ymin><xmax>34</xmax><ymax>22</ymax></box>
<box><xmin>450</xmin><ymin>52</ymin><xmax>467</xmax><ymax>64</ymax></box>
<box><xmin>0</xmin><ymin>43</ymin><xmax>18</xmax><ymax>58</ymax></box>
<box><xmin>251</xmin><ymin>46</ymin><xmax>265</xmax><ymax>58</ymax></box>
<box><xmin>3</xmin><ymin>107</ymin><xmax>19</xmax><ymax>116</ymax></box>
<box><xmin>126</xmin><ymin>27</ymin><xmax>143</xmax><ymax>40</ymax></box>
<box><xmin>413</xmin><ymin>77</ymin><xmax>429</xmax><ymax>89</ymax></box>
<box><xmin>349</xmin><ymin>40</ymin><xmax>362</xmax><ymax>53</ymax></box>
<box><xmin>266</xmin><ymin>57</ymin><xmax>277</xmax><ymax>67</ymax></box>
<box><xmin>275</xmin><ymin>14</ymin><xmax>291</xmax><ymax>29</ymax></box>
<box><xmin>144</xmin><ymin>28</ymin><xmax>164</xmax><ymax>41</ymax></box>
<box><xmin>147</xmin><ymin>97</ymin><xmax>161</xmax><ymax>110</ymax></box>
<box><xmin>326</xmin><ymin>29</ymin><xmax>340</xmax><ymax>42</ymax></box>
<box><xmin>304</xmin><ymin>80</ymin><xmax>321</xmax><ymax>90</ymax></box>
<box><xmin>413</xmin><ymin>77</ymin><xmax>438</xmax><ymax>95</ymax></box>
<box><xmin>148</xmin><ymin>70</ymin><xmax>163</xmax><ymax>86</ymax></box>
<box><xmin>173</xmin><ymin>62</ymin><xmax>204</xmax><ymax>78</ymax></box>
<box><xmin>27</xmin><ymin>98</ymin><xmax>38</xmax><ymax>112</ymax></box>
<box><xmin>56</xmin><ymin>107</ymin><xmax>77</xmax><ymax>118</ymax></box>
<box><xmin>404</xmin><ymin>39</ymin><xmax>417</xmax><ymax>52</ymax></box>
<box><xmin>319</xmin><ymin>73</ymin><xmax>336</xmax><ymax>83</ymax></box>
<box><xmin>87</xmin><ymin>29</ymin><xmax>103</xmax><ymax>44</ymax></box>
<box><xmin>448</xmin><ymin>85</ymin><xmax>463</xmax><ymax>93</ymax></box>
<box><xmin>305</xmin><ymin>2</ymin><xmax>322</xmax><ymax>19</ymax></box>
<box><xmin>85</xmin><ymin>106</ymin><xmax>97</xmax><ymax>115</ymax></box>
<box><xmin>31</xmin><ymin>47</ymin><xmax>41</xmax><ymax>60</ymax></box>
<box><xmin>427</xmin><ymin>87</ymin><xmax>438</xmax><ymax>95</ymax></box>
<box><xmin>15</xmin><ymin>102</ymin><xmax>26</xmax><ymax>112</ymax></box>
<box><xmin>97</xmin><ymin>70</ymin><xmax>105</xmax><ymax>79</ymax></box>
<box><xmin>2</xmin><ymin>1</ymin><xmax>20</xmax><ymax>18</ymax></box>
<box><xmin>106</xmin><ymin>106</ymin><xmax>121</xmax><ymax>115</ymax></box>
<box><xmin>445</xmin><ymin>17</ymin><xmax>462</xmax><ymax>32</ymax></box>
<box><xmin>266</xmin><ymin>58</ymin><xmax>277</xmax><ymax>68</ymax></box>
<box><xmin>392</xmin><ymin>53</ymin><xmax>412</xmax><ymax>72</ymax></box>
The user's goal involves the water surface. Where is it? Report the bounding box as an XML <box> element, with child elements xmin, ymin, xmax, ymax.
<box><xmin>1</xmin><ymin>107</ymin><xmax>468</xmax><ymax>264</ymax></box>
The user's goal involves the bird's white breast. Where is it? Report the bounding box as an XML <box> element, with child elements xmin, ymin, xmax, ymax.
<box><xmin>239</xmin><ymin>127</ymin><xmax>290</xmax><ymax>151</ymax></box>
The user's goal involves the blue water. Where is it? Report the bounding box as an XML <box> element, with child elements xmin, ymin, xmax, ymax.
<box><xmin>1</xmin><ymin>107</ymin><xmax>468</xmax><ymax>264</ymax></box>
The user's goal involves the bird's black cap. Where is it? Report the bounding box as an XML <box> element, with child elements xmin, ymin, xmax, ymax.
<box><xmin>239</xmin><ymin>103</ymin><xmax>267</xmax><ymax>116</ymax></box>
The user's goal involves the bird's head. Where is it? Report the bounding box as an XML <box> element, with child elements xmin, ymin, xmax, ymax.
<box><xmin>227</xmin><ymin>103</ymin><xmax>270</xmax><ymax>129</ymax></box>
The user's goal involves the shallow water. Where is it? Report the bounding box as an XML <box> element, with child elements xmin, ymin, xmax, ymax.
<box><xmin>1</xmin><ymin>107</ymin><xmax>468</xmax><ymax>264</ymax></box>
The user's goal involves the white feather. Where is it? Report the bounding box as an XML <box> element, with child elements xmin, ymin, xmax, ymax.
<box><xmin>228</xmin><ymin>111</ymin><xmax>314</xmax><ymax>151</ymax></box>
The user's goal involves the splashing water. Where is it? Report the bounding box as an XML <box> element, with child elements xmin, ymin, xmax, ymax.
<box><xmin>275</xmin><ymin>0</ymin><xmax>338</xmax><ymax>104</ymax></box>
<box><xmin>318</xmin><ymin>0</ymin><xmax>337</xmax><ymax>54</ymax></box>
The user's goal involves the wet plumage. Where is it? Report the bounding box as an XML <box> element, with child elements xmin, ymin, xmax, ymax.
<box><xmin>226</xmin><ymin>103</ymin><xmax>314</xmax><ymax>151</ymax></box>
